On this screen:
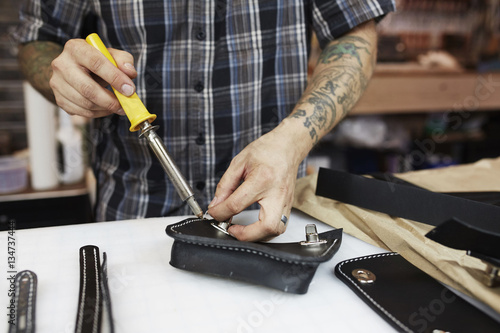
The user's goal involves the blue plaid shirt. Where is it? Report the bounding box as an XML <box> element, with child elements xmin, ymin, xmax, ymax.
<box><xmin>16</xmin><ymin>0</ymin><xmax>395</xmax><ymax>221</ymax></box>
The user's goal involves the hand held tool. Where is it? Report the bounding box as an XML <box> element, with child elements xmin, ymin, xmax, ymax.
<box><xmin>86</xmin><ymin>33</ymin><xmax>203</xmax><ymax>219</ymax></box>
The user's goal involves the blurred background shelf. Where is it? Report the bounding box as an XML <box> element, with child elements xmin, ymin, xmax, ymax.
<box><xmin>352</xmin><ymin>65</ymin><xmax>500</xmax><ymax>114</ymax></box>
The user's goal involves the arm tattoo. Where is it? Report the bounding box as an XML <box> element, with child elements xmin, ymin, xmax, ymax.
<box><xmin>18</xmin><ymin>41</ymin><xmax>63</xmax><ymax>103</ymax></box>
<box><xmin>318</xmin><ymin>36</ymin><xmax>371</xmax><ymax>66</ymax></box>
<box><xmin>291</xmin><ymin>34</ymin><xmax>373</xmax><ymax>144</ymax></box>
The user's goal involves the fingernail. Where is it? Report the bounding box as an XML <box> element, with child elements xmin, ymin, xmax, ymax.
<box><xmin>208</xmin><ymin>196</ymin><xmax>218</xmax><ymax>208</ymax></box>
<box><xmin>121</xmin><ymin>84</ymin><xmax>134</xmax><ymax>96</ymax></box>
<box><xmin>115</xmin><ymin>108</ymin><xmax>126</xmax><ymax>116</ymax></box>
<box><xmin>227</xmin><ymin>225</ymin><xmax>236</xmax><ymax>238</ymax></box>
<box><xmin>124</xmin><ymin>62</ymin><xmax>136</xmax><ymax>72</ymax></box>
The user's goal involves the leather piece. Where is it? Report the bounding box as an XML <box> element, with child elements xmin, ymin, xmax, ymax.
<box><xmin>75</xmin><ymin>245</ymin><xmax>102</xmax><ymax>333</ymax></box>
<box><xmin>335</xmin><ymin>252</ymin><xmax>500</xmax><ymax>333</ymax></box>
<box><xmin>426</xmin><ymin>217</ymin><xmax>500</xmax><ymax>263</ymax></box>
<box><xmin>370</xmin><ymin>172</ymin><xmax>500</xmax><ymax>206</ymax></box>
<box><xmin>8</xmin><ymin>270</ymin><xmax>37</xmax><ymax>333</ymax></box>
<box><xmin>166</xmin><ymin>218</ymin><xmax>342</xmax><ymax>294</ymax></box>
<box><xmin>316</xmin><ymin>168</ymin><xmax>500</xmax><ymax>266</ymax></box>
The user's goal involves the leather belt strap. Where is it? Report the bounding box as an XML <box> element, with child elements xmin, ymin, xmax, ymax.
<box><xmin>315</xmin><ymin>168</ymin><xmax>500</xmax><ymax>270</ymax></box>
<box><xmin>316</xmin><ymin>168</ymin><xmax>500</xmax><ymax>232</ymax></box>
<box><xmin>369</xmin><ymin>172</ymin><xmax>500</xmax><ymax>206</ymax></box>
<box><xmin>8</xmin><ymin>270</ymin><xmax>37</xmax><ymax>333</ymax></box>
<box><xmin>75</xmin><ymin>245</ymin><xmax>102</xmax><ymax>333</ymax></box>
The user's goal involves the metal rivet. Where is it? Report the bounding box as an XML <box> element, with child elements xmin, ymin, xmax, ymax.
<box><xmin>211</xmin><ymin>220</ymin><xmax>232</xmax><ymax>236</ymax></box>
<box><xmin>300</xmin><ymin>224</ymin><xmax>327</xmax><ymax>246</ymax></box>
<box><xmin>352</xmin><ymin>268</ymin><xmax>376</xmax><ymax>284</ymax></box>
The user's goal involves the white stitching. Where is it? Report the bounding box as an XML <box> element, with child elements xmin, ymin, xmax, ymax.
<box><xmin>92</xmin><ymin>247</ymin><xmax>100</xmax><ymax>333</ymax></box>
<box><xmin>25</xmin><ymin>271</ymin><xmax>35</xmax><ymax>332</ymax></box>
<box><xmin>170</xmin><ymin>219</ymin><xmax>339</xmax><ymax>261</ymax></box>
<box><xmin>337</xmin><ymin>253</ymin><xmax>413</xmax><ymax>333</ymax></box>
<box><xmin>176</xmin><ymin>238</ymin><xmax>339</xmax><ymax>265</ymax></box>
<box><xmin>75</xmin><ymin>249</ymin><xmax>87</xmax><ymax>333</ymax></box>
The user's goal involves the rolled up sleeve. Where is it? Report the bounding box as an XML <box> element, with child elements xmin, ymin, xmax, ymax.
<box><xmin>311</xmin><ymin>0</ymin><xmax>396</xmax><ymax>48</ymax></box>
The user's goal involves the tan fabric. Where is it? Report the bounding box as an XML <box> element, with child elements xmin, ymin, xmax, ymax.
<box><xmin>293</xmin><ymin>157</ymin><xmax>500</xmax><ymax>313</ymax></box>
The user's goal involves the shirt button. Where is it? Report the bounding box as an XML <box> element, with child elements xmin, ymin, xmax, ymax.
<box><xmin>194</xmin><ymin>82</ymin><xmax>204</xmax><ymax>93</ymax></box>
<box><xmin>196</xmin><ymin>30</ymin><xmax>206</xmax><ymax>41</ymax></box>
<box><xmin>195</xmin><ymin>134</ymin><xmax>205</xmax><ymax>145</ymax></box>
<box><xmin>196</xmin><ymin>181</ymin><xmax>206</xmax><ymax>191</ymax></box>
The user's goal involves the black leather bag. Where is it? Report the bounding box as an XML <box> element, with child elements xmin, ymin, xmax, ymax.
<box><xmin>166</xmin><ymin>218</ymin><xmax>342</xmax><ymax>294</ymax></box>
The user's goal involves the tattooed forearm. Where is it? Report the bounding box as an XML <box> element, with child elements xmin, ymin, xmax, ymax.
<box><xmin>318</xmin><ymin>36</ymin><xmax>371</xmax><ymax>66</ymax></box>
<box><xmin>292</xmin><ymin>64</ymin><xmax>369</xmax><ymax>143</ymax></box>
<box><xmin>18</xmin><ymin>41</ymin><xmax>63</xmax><ymax>103</ymax></box>
<box><xmin>290</xmin><ymin>21</ymin><xmax>377</xmax><ymax>145</ymax></box>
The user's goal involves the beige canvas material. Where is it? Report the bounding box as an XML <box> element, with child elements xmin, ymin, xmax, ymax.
<box><xmin>293</xmin><ymin>157</ymin><xmax>500</xmax><ymax>313</ymax></box>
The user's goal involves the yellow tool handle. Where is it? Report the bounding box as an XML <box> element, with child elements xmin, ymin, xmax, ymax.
<box><xmin>86</xmin><ymin>33</ymin><xmax>156</xmax><ymax>132</ymax></box>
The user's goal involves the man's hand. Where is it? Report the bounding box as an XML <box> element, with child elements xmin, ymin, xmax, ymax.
<box><xmin>207</xmin><ymin>121</ymin><xmax>308</xmax><ymax>242</ymax></box>
<box><xmin>50</xmin><ymin>39</ymin><xmax>137</xmax><ymax>118</ymax></box>
<box><xmin>18</xmin><ymin>39</ymin><xmax>137</xmax><ymax>118</ymax></box>
<box><xmin>207</xmin><ymin>20</ymin><xmax>378</xmax><ymax>241</ymax></box>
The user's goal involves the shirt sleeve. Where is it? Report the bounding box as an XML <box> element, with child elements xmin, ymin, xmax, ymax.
<box><xmin>310</xmin><ymin>0</ymin><xmax>396</xmax><ymax>48</ymax></box>
<box><xmin>13</xmin><ymin>0</ymin><xmax>90</xmax><ymax>45</ymax></box>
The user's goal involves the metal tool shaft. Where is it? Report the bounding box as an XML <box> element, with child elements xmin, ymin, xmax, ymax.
<box><xmin>140</xmin><ymin>122</ymin><xmax>203</xmax><ymax>218</ymax></box>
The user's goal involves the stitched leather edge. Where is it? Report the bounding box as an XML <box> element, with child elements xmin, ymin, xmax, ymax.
<box><xmin>335</xmin><ymin>252</ymin><xmax>413</xmax><ymax>333</ymax></box>
<box><xmin>167</xmin><ymin>218</ymin><xmax>341</xmax><ymax>263</ymax></box>
<box><xmin>75</xmin><ymin>246</ymin><xmax>102</xmax><ymax>333</ymax></box>
<box><xmin>10</xmin><ymin>270</ymin><xmax>37</xmax><ymax>333</ymax></box>
<box><xmin>174</xmin><ymin>238</ymin><xmax>339</xmax><ymax>265</ymax></box>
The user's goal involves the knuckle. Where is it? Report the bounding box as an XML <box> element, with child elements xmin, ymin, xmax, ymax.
<box><xmin>79</xmin><ymin>82</ymin><xmax>97</xmax><ymax>101</ymax></box>
<box><xmin>106</xmin><ymin>100</ymin><xmax>120</xmax><ymax>112</ymax></box>
<box><xmin>108</xmin><ymin>71</ymin><xmax>122</xmax><ymax>87</ymax></box>
<box><xmin>88</xmin><ymin>54</ymin><xmax>105</xmax><ymax>73</ymax></box>
<box><xmin>256</xmin><ymin>165</ymin><xmax>275</xmax><ymax>183</ymax></box>
<box><xmin>50</xmin><ymin>57</ymin><xmax>61</xmax><ymax>71</ymax></box>
<box><xmin>49</xmin><ymin>77</ymin><xmax>57</xmax><ymax>90</ymax></box>
<box><xmin>262</xmin><ymin>223</ymin><xmax>281</xmax><ymax>237</ymax></box>
<box><xmin>65</xmin><ymin>38</ymin><xmax>79</xmax><ymax>50</ymax></box>
<box><xmin>54</xmin><ymin>96</ymin><xmax>65</xmax><ymax>109</ymax></box>
<box><xmin>225</xmin><ymin>200</ymin><xmax>242</xmax><ymax>215</ymax></box>
<box><xmin>80</xmin><ymin>96</ymin><xmax>95</xmax><ymax>110</ymax></box>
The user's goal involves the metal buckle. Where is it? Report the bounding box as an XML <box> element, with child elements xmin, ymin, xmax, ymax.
<box><xmin>300</xmin><ymin>224</ymin><xmax>327</xmax><ymax>246</ymax></box>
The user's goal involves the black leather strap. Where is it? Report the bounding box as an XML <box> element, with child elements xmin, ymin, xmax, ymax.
<box><xmin>166</xmin><ymin>218</ymin><xmax>342</xmax><ymax>294</ymax></box>
<box><xmin>316</xmin><ymin>168</ymin><xmax>500</xmax><ymax>265</ymax></box>
<box><xmin>370</xmin><ymin>172</ymin><xmax>500</xmax><ymax>206</ymax></box>
<box><xmin>8</xmin><ymin>270</ymin><xmax>37</xmax><ymax>333</ymax></box>
<box><xmin>75</xmin><ymin>245</ymin><xmax>102</xmax><ymax>333</ymax></box>
<box><xmin>335</xmin><ymin>253</ymin><xmax>500</xmax><ymax>333</ymax></box>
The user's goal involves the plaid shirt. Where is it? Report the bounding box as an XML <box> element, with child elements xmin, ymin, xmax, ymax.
<box><xmin>16</xmin><ymin>0</ymin><xmax>395</xmax><ymax>221</ymax></box>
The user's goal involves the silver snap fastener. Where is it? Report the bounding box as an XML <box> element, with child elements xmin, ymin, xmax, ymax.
<box><xmin>352</xmin><ymin>268</ymin><xmax>376</xmax><ymax>284</ymax></box>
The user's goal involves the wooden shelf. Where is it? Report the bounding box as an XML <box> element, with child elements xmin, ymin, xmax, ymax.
<box><xmin>0</xmin><ymin>180</ymin><xmax>88</xmax><ymax>203</ymax></box>
<box><xmin>352</xmin><ymin>64</ymin><xmax>500</xmax><ymax>115</ymax></box>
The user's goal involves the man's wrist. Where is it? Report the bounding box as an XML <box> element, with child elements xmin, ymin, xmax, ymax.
<box><xmin>18</xmin><ymin>41</ymin><xmax>62</xmax><ymax>103</ymax></box>
<box><xmin>275</xmin><ymin>116</ymin><xmax>315</xmax><ymax>164</ymax></box>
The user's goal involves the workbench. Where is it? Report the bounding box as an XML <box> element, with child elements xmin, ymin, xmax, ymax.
<box><xmin>1</xmin><ymin>209</ymin><xmax>397</xmax><ymax>332</ymax></box>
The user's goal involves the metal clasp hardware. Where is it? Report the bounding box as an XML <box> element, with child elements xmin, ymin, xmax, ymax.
<box><xmin>352</xmin><ymin>268</ymin><xmax>376</xmax><ymax>284</ymax></box>
<box><xmin>300</xmin><ymin>224</ymin><xmax>327</xmax><ymax>246</ymax></box>
<box><xmin>211</xmin><ymin>220</ymin><xmax>232</xmax><ymax>236</ymax></box>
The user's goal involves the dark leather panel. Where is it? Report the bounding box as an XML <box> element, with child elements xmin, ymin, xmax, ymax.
<box><xmin>335</xmin><ymin>253</ymin><xmax>500</xmax><ymax>333</ymax></box>
<box><xmin>166</xmin><ymin>218</ymin><xmax>342</xmax><ymax>294</ymax></box>
<box><xmin>316</xmin><ymin>168</ymin><xmax>500</xmax><ymax>267</ymax></box>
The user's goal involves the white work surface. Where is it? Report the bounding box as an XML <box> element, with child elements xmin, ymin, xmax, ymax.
<box><xmin>1</xmin><ymin>209</ymin><xmax>396</xmax><ymax>333</ymax></box>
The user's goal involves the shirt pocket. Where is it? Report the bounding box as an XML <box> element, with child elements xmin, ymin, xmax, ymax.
<box><xmin>224</xmin><ymin>0</ymin><xmax>305</xmax><ymax>52</ymax></box>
